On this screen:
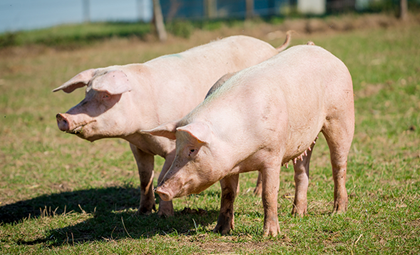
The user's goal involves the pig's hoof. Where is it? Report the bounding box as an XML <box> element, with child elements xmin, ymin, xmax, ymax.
<box><xmin>263</xmin><ymin>224</ymin><xmax>280</xmax><ymax>237</ymax></box>
<box><xmin>332</xmin><ymin>207</ymin><xmax>347</xmax><ymax>215</ymax></box>
<box><xmin>214</xmin><ymin>213</ymin><xmax>234</xmax><ymax>235</ymax></box>
<box><xmin>137</xmin><ymin>210</ymin><xmax>152</xmax><ymax>216</ymax></box>
<box><xmin>137</xmin><ymin>204</ymin><xmax>156</xmax><ymax>215</ymax></box>
<box><xmin>253</xmin><ymin>186</ymin><xmax>262</xmax><ymax>197</ymax></box>
<box><xmin>213</xmin><ymin>224</ymin><xmax>231</xmax><ymax>235</ymax></box>
<box><xmin>332</xmin><ymin>200</ymin><xmax>348</xmax><ymax>215</ymax></box>
<box><xmin>157</xmin><ymin>208</ymin><xmax>174</xmax><ymax>217</ymax></box>
<box><xmin>157</xmin><ymin>210</ymin><xmax>174</xmax><ymax>217</ymax></box>
<box><xmin>291</xmin><ymin>206</ymin><xmax>307</xmax><ymax>217</ymax></box>
<box><xmin>157</xmin><ymin>201</ymin><xmax>174</xmax><ymax>217</ymax></box>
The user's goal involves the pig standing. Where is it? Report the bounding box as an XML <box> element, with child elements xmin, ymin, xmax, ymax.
<box><xmin>54</xmin><ymin>34</ymin><xmax>291</xmax><ymax>217</ymax></box>
<box><xmin>144</xmin><ymin>45</ymin><xmax>354</xmax><ymax>236</ymax></box>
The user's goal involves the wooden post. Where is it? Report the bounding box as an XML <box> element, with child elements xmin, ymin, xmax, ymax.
<box><xmin>152</xmin><ymin>0</ymin><xmax>167</xmax><ymax>42</ymax></box>
<box><xmin>399</xmin><ymin>0</ymin><xmax>408</xmax><ymax>21</ymax></box>
<box><xmin>246</xmin><ymin>0</ymin><xmax>254</xmax><ymax>19</ymax></box>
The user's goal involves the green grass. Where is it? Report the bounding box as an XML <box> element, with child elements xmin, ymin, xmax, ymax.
<box><xmin>0</xmin><ymin>18</ymin><xmax>252</xmax><ymax>48</ymax></box>
<box><xmin>0</xmin><ymin>22</ymin><xmax>152</xmax><ymax>48</ymax></box>
<box><xmin>0</xmin><ymin>20</ymin><xmax>419</xmax><ymax>254</ymax></box>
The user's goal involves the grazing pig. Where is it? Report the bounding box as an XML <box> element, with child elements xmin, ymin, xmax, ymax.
<box><xmin>143</xmin><ymin>45</ymin><xmax>354</xmax><ymax>236</ymax></box>
<box><xmin>53</xmin><ymin>34</ymin><xmax>291</xmax><ymax>217</ymax></box>
<box><xmin>207</xmin><ymin>40</ymin><xmax>318</xmax><ymax>197</ymax></box>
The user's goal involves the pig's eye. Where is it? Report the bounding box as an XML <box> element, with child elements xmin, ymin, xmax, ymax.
<box><xmin>102</xmin><ymin>93</ymin><xmax>110</xmax><ymax>100</ymax></box>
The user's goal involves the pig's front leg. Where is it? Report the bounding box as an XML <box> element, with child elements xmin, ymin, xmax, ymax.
<box><xmin>156</xmin><ymin>151</ymin><xmax>175</xmax><ymax>217</ymax></box>
<box><xmin>214</xmin><ymin>174</ymin><xmax>239</xmax><ymax>235</ymax></box>
<box><xmin>130</xmin><ymin>143</ymin><xmax>156</xmax><ymax>214</ymax></box>
<box><xmin>261</xmin><ymin>163</ymin><xmax>281</xmax><ymax>237</ymax></box>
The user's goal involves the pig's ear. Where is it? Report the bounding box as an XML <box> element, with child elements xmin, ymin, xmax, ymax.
<box><xmin>92</xmin><ymin>70</ymin><xmax>132</xmax><ymax>95</ymax></box>
<box><xmin>177</xmin><ymin>122</ymin><xmax>211</xmax><ymax>144</ymax></box>
<box><xmin>141</xmin><ymin>122</ymin><xmax>178</xmax><ymax>140</ymax></box>
<box><xmin>52</xmin><ymin>69</ymin><xmax>95</xmax><ymax>93</ymax></box>
<box><xmin>205</xmin><ymin>72</ymin><xmax>236</xmax><ymax>98</ymax></box>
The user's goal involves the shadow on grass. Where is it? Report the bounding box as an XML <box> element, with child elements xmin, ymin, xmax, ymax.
<box><xmin>0</xmin><ymin>186</ymin><xmax>220</xmax><ymax>246</ymax></box>
<box><xmin>0</xmin><ymin>186</ymin><xmax>141</xmax><ymax>224</ymax></box>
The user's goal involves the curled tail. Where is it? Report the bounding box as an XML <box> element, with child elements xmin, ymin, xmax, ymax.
<box><xmin>276</xmin><ymin>30</ymin><xmax>292</xmax><ymax>52</ymax></box>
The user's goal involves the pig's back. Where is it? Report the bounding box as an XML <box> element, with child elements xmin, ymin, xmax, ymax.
<box><xmin>207</xmin><ymin>44</ymin><xmax>350</xmax><ymax>111</ymax></box>
<box><xmin>142</xmin><ymin>36</ymin><xmax>279</xmax><ymax>124</ymax></box>
<box><xmin>193</xmin><ymin>45</ymin><xmax>352</xmax><ymax>161</ymax></box>
<box><xmin>149</xmin><ymin>35</ymin><xmax>277</xmax><ymax>68</ymax></box>
<box><xmin>145</xmin><ymin>35</ymin><xmax>278</xmax><ymax>91</ymax></box>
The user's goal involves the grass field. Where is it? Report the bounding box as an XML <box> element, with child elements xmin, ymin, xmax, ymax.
<box><xmin>0</xmin><ymin>15</ymin><xmax>419</xmax><ymax>254</ymax></box>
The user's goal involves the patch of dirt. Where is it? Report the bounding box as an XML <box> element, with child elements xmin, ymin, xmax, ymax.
<box><xmin>193</xmin><ymin>239</ymin><xmax>277</xmax><ymax>254</ymax></box>
<box><xmin>355</xmin><ymin>83</ymin><xmax>385</xmax><ymax>99</ymax></box>
<box><xmin>275</xmin><ymin>12</ymin><xmax>415</xmax><ymax>35</ymax></box>
<box><xmin>49</xmin><ymin>181</ymin><xmax>74</xmax><ymax>192</ymax></box>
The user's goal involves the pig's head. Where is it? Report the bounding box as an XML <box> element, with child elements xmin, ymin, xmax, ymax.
<box><xmin>53</xmin><ymin>68</ymin><xmax>134</xmax><ymax>142</ymax></box>
<box><xmin>142</xmin><ymin>121</ymin><xmax>226</xmax><ymax>201</ymax></box>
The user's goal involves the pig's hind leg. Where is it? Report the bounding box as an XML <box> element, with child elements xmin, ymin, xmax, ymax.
<box><xmin>321</xmin><ymin>111</ymin><xmax>354</xmax><ymax>214</ymax></box>
<box><xmin>291</xmin><ymin>146</ymin><xmax>314</xmax><ymax>216</ymax></box>
<box><xmin>214</xmin><ymin>174</ymin><xmax>239</xmax><ymax>235</ymax></box>
<box><xmin>130</xmin><ymin>143</ymin><xmax>156</xmax><ymax>215</ymax></box>
<box><xmin>253</xmin><ymin>173</ymin><xmax>263</xmax><ymax>196</ymax></box>
<box><xmin>261</xmin><ymin>161</ymin><xmax>281</xmax><ymax>237</ymax></box>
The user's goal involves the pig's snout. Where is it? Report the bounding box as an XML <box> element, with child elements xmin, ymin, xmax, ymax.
<box><xmin>56</xmin><ymin>113</ymin><xmax>70</xmax><ymax>132</ymax></box>
<box><xmin>156</xmin><ymin>186</ymin><xmax>175</xmax><ymax>201</ymax></box>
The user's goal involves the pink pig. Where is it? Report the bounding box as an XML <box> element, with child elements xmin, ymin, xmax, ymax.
<box><xmin>143</xmin><ymin>45</ymin><xmax>355</xmax><ymax>236</ymax></box>
<box><xmin>54</xmin><ymin>34</ymin><xmax>291</xmax><ymax>217</ymax></box>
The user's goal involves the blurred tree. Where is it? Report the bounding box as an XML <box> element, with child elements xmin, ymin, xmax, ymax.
<box><xmin>246</xmin><ymin>0</ymin><xmax>254</xmax><ymax>19</ymax></box>
<box><xmin>153</xmin><ymin>0</ymin><xmax>167</xmax><ymax>41</ymax></box>
<box><xmin>400</xmin><ymin>0</ymin><xmax>408</xmax><ymax>20</ymax></box>
<box><xmin>167</xmin><ymin>0</ymin><xmax>181</xmax><ymax>22</ymax></box>
<box><xmin>326</xmin><ymin>0</ymin><xmax>356</xmax><ymax>13</ymax></box>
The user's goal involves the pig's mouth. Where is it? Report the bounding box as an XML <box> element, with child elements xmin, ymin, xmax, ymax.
<box><xmin>68</xmin><ymin>120</ymin><xmax>96</xmax><ymax>135</ymax></box>
<box><xmin>156</xmin><ymin>180</ymin><xmax>184</xmax><ymax>201</ymax></box>
<box><xmin>156</xmin><ymin>178</ymin><xmax>210</xmax><ymax>201</ymax></box>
